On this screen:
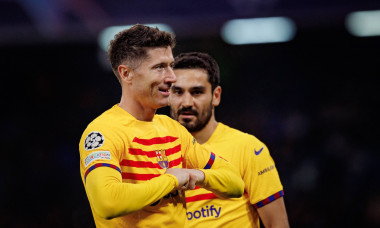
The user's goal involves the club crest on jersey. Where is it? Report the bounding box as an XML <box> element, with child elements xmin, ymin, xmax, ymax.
<box><xmin>156</xmin><ymin>149</ymin><xmax>169</xmax><ymax>169</ymax></box>
<box><xmin>84</xmin><ymin>131</ymin><xmax>105</xmax><ymax>151</ymax></box>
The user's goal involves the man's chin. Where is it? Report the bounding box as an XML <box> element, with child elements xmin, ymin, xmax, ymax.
<box><xmin>155</xmin><ymin>99</ymin><xmax>169</xmax><ymax>108</ymax></box>
<box><xmin>179</xmin><ymin>120</ymin><xmax>195</xmax><ymax>129</ymax></box>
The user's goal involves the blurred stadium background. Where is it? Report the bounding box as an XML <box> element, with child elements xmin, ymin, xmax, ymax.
<box><xmin>1</xmin><ymin>0</ymin><xmax>379</xmax><ymax>227</ymax></box>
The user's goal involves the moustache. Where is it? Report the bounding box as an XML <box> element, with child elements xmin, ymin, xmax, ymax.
<box><xmin>178</xmin><ymin>107</ymin><xmax>198</xmax><ymax>116</ymax></box>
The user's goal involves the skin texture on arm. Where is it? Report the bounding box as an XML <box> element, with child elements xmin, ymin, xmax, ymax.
<box><xmin>85</xmin><ymin>167</ymin><xmax>178</xmax><ymax>219</ymax></box>
<box><xmin>257</xmin><ymin>197</ymin><xmax>290</xmax><ymax>228</ymax></box>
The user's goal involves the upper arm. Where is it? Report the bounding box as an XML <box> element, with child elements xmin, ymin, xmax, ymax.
<box><xmin>257</xmin><ymin>197</ymin><xmax>290</xmax><ymax>228</ymax></box>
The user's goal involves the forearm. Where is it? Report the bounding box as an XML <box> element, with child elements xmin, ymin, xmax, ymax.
<box><xmin>199</xmin><ymin>157</ymin><xmax>244</xmax><ymax>198</ymax></box>
<box><xmin>86</xmin><ymin>167</ymin><xmax>178</xmax><ymax>219</ymax></box>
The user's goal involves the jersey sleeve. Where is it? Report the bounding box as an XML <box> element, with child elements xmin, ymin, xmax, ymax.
<box><xmin>85</xmin><ymin>167</ymin><xmax>178</xmax><ymax>219</ymax></box>
<box><xmin>179</xmin><ymin>125</ymin><xmax>244</xmax><ymax>198</ymax></box>
<box><xmin>79</xmin><ymin>123</ymin><xmax>178</xmax><ymax>219</ymax></box>
<box><xmin>79</xmin><ymin>124</ymin><xmax>121</xmax><ymax>175</ymax></box>
<box><xmin>242</xmin><ymin>137</ymin><xmax>284</xmax><ymax>208</ymax></box>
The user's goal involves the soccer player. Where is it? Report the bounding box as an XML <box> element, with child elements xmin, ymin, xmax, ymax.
<box><xmin>78</xmin><ymin>25</ymin><xmax>244</xmax><ymax>228</ymax></box>
<box><xmin>169</xmin><ymin>52</ymin><xmax>290</xmax><ymax>227</ymax></box>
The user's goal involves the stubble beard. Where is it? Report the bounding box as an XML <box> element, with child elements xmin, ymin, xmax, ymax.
<box><xmin>174</xmin><ymin>102</ymin><xmax>213</xmax><ymax>133</ymax></box>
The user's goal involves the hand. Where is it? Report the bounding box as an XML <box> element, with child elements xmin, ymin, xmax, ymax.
<box><xmin>184</xmin><ymin>169</ymin><xmax>205</xmax><ymax>187</ymax></box>
<box><xmin>165</xmin><ymin>168</ymin><xmax>205</xmax><ymax>190</ymax></box>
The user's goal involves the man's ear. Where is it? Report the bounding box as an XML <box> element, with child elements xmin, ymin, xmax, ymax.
<box><xmin>118</xmin><ymin>65</ymin><xmax>133</xmax><ymax>83</ymax></box>
<box><xmin>212</xmin><ymin>86</ymin><xmax>222</xmax><ymax>107</ymax></box>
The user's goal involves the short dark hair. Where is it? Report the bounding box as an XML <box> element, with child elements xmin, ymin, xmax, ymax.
<box><xmin>108</xmin><ymin>24</ymin><xmax>176</xmax><ymax>82</ymax></box>
<box><xmin>174</xmin><ymin>52</ymin><xmax>220</xmax><ymax>91</ymax></box>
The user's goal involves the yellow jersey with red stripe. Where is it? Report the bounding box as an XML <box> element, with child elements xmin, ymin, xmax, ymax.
<box><xmin>186</xmin><ymin>123</ymin><xmax>284</xmax><ymax>228</ymax></box>
<box><xmin>79</xmin><ymin>105</ymin><xmax>242</xmax><ymax>228</ymax></box>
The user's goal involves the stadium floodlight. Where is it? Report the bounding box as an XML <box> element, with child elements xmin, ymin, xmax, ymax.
<box><xmin>345</xmin><ymin>10</ymin><xmax>380</xmax><ymax>37</ymax></box>
<box><xmin>221</xmin><ymin>17</ymin><xmax>296</xmax><ymax>45</ymax></box>
<box><xmin>98</xmin><ymin>23</ymin><xmax>174</xmax><ymax>52</ymax></box>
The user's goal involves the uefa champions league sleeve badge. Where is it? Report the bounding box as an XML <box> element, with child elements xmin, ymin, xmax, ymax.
<box><xmin>84</xmin><ymin>131</ymin><xmax>105</xmax><ymax>150</ymax></box>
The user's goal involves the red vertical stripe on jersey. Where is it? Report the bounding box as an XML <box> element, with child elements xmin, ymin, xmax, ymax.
<box><xmin>133</xmin><ymin>136</ymin><xmax>178</xmax><ymax>145</ymax></box>
<box><xmin>186</xmin><ymin>193</ymin><xmax>218</xmax><ymax>203</ymax></box>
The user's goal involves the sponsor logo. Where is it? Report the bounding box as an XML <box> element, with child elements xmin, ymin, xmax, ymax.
<box><xmin>254</xmin><ymin>146</ymin><xmax>264</xmax><ymax>155</ymax></box>
<box><xmin>187</xmin><ymin>205</ymin><xmax>221</xmax><ymax>220</ymax></box>
<box><xmin>192</xmin><ymin>137</ymin><xmax>196</xmax><ymax>144</ymax></box>
<box><xmin>84</xmin><ymin>151</ymin><xmax>111</xmax><ymax>167</ymax></box>
<box><xmin>258</xmin><ymin>165</ymin><xmax>275</xmax><ymax>176</ymax></box>
<box><xmin>84</xmin><ymin>131</ymin><xmax>105</xmax><ymax>150</ymax></box>
<box><xmin>156</xmin><ymin>149</ymin><xmax>169</xmax><ymax>169</ymax></box>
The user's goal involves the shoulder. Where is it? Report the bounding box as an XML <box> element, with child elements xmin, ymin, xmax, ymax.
<box><xmin>82</xmin><ymin>105</ymin><xmax>133</xmax><ymax>138</ymax></box>
<box><xmin>215</xmin><ymin>123</ymin><xmax>267</xmax><ymax>150</ymax></box>
<box><xmin>154</xmin><ymin>114</ymin><xmax>186</xmax><ymax>130</ymax></box>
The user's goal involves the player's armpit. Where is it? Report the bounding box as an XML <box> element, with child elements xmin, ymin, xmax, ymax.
<box><xmin>198</xmin><ymin>156</ymin><xmax>244</xmax><ymax>198</ymax></box>
<box><xmin>257</xmin><ymin>197</ymin><xmax>290</xmax><ymax>228</ymax></box>
<box><xmin>85</xmin><ymin>167</ymin><xmax>177</xmax><ymax>219</ymax></box>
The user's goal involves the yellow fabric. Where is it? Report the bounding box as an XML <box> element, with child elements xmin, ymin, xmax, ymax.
<box><xmin>79</xmin><ymin>105</ymin><xmax>244</xmax><ymax>228</ymax></box>
<box><xmin>186</xmin><ymin>123</ymin><xmax>283</xmax><ymax>228</ymax></box>
<box><xmin>198</xmin><ymin>157</ymin><xmax>244</xmax><ymax>199</ymax></box>
<box><xmin>86</xmin><ymin>168</ymin><xmax>178</xmax><ymax>219</ymax></box>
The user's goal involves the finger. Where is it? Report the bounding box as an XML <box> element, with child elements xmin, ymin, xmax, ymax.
<box><xmin>181</xmin><ymin>180</ymin><xmax>189</xmax><ymax>190</ymax></box>
<box><xmin>187</xmin><ymin>173</ymin><xmax>197</xmax><ymax>190</ymax></box>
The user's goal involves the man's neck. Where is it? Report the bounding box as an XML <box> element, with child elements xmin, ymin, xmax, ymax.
<box><xmin>191</xmin><ymin>117</ymin><xmax>218</xmax><ymax>144</ymax></box>
<box><xmin>119</xmin><ymin>96</ymin><xmax>156</xmax><ymax>121</ymax></box>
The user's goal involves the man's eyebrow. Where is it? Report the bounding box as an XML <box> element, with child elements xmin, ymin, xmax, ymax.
<box><xmin>151</xmin><ymin>61</ymin><xmax>172</xmax><ymax>68</ymax></box>
<box><xmin>190</xmin><ymin>86</ymin><xmax>206</xmax><ymax>91</ymax></box>
<box><xmin>171</xmin><ymin>85</ymin><xmax>183</xmax><ymax>90</ymax></box>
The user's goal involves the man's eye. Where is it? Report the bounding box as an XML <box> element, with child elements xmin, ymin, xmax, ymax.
<box><xmin>192</xmin><ymin>91</ymin><xmax>202</xmax><ymax>95</ymax></box>
<box><xmin>173</xmin><ymin>90</ymin><xmax>182</xmax><ymax>95</ymax></box>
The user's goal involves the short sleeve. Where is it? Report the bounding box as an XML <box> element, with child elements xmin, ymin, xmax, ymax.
<box><xmin>241</xmin><ymin>138</ymin><xmax>283</xmax><ymax>207</ymax></box>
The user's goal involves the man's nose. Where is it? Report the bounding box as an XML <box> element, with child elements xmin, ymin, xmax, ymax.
<box><xmin>182</xmin><ymin>92</ymin><xmax>194</xmax><ymax>107</ymax></box>
<box><xmin>164</xmin><ymin>67</ymin><xmax>176</xmax><ymax>83</ymax></box>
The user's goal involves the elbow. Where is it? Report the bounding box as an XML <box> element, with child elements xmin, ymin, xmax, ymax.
<box><xmin>92</xmin><ymin>196</ymin><xmax>142</xmax><ymax>220</ymax></box>
<box><xmin>216</xmin><ymin>178</ymin><xmax>245</xmax><ymax>199</ymax></box>
<box><xmin>93</xmin><ymin>198</ymin><xmax>136</xmax><ymax>219</ymax></box>
<box><xmin>93</xmin><ymin>200</ymin><xmax>121</xmax><ymax>220</ymax></box>
<box><xmin>227</xmin><ymin>179</ymin><xmax>245</xmax><ymax>198</ymax></box>
<box><xmin>225</xmin><ymin>170</ymin><xmax>245</xmax><ymax>198</ymax></box>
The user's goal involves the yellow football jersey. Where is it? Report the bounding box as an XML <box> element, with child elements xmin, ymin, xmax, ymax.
<box><xmin>186</xmin><ymin>123</ymin><xmax>284</xmax><ymax>228</ymax></box>
<box><xmin>79</xmin><ymin>105</ymin><xmax>238</xmax><ymax>228</ymax></box>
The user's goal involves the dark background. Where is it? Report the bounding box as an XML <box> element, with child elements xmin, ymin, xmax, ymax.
<box><xmin>1</xmin><ymin>0</ymin><xmax>379</xmax><ymax>227</ymax></box>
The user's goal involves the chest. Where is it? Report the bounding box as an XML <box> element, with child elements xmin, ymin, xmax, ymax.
<box><xmin>118</xmin><ymin>124</ymin><xmax>183</xmax><ymax>182</ymax></box>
